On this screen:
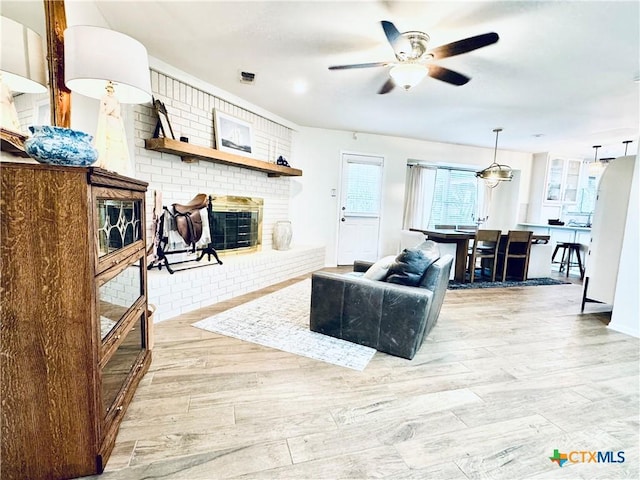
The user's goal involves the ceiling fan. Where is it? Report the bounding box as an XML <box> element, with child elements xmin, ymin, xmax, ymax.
<box><xmin>328</xmin><ymin>21</ymin><xmax>499</xmax><ymax>94</ymax></box>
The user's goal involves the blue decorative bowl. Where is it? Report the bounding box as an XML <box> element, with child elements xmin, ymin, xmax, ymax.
<box><xmin>24</xmin><ymin>125</ymin><xmax>99</xmax><ymax>167</ymax></box>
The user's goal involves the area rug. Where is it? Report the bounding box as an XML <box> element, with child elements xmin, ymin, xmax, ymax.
<box><xmin>191</xmin><ymin>280</ymin><xmax>376</xmax><ymax>371</ymax></box>
<box><xmin>448</xmin><ymin>277</ymin><xmax>571</xmax><ymax>290</ymax></box>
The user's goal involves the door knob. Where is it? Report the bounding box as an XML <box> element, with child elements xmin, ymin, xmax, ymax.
<box><xmin>341</xmin><ymin>218</ymin><xmax>346</xmax><ymax>222</ymax></box>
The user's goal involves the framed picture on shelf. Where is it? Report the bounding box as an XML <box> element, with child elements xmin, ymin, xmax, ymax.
<box><xmin>213</xmin><ymin>110</ymin><xmax>253</xmax><ymax>156</ymax></box>
<box><xmin>153</xmin><ymin>98</ymin><xmax>175</xmax><ymax>139</ymax></box>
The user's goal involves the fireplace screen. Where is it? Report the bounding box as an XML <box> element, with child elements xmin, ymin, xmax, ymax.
<box><xmin>210</xmin><ymin>196</ymin><xmax>263</xmax><ymax>253</ymax></box>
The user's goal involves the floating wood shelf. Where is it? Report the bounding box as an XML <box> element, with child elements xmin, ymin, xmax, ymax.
<box><xmin>144</xmin><ymin>137</ymin><xmax>302</xmax><ymax>177</ymax></box>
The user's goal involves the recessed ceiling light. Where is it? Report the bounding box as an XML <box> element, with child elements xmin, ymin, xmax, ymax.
<box><xmin>292</xmin><ymin>79</ymin><xmax>308</xmax><ymax>95</ymax></box>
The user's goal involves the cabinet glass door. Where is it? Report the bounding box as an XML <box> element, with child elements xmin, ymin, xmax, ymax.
<box><xmin>96</xmin><ymin>199</ymin><xmax>142</xmax><ymax>258</ymax></box>
<box><xmin>97</xmin><ymin>258</ymin><xmax>144</xmax><ymax>340</ymax></box>
<box><xmin>562</xmin><ymin>159</ymin><xmax>582</xmax><ymax>203</ymax></box>
<box><xmin>101</xmin><ymin>314</ymin><xmax>145</xmax><ymax>417</ymax></box>
<box><xmin>544</xmin><ymin>157</ymin><xmax>565</xmax><ymax>202</ymax></box>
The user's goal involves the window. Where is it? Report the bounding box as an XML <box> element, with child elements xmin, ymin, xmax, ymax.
<box><xmin>403</xmin><ymin>164</ymin><xmax>483</xmax><ymax>229</ymax></box>
<box><xmin>578</xmin><ymin>175</ymin><xmax>598</xmax><ymax>213</ymax></box>
<box><xmin>344</xmin><ymin>161</ymin><xmax>382</xmax><ymax>216</ymax></box>
<box><xmin>429</xmin><ymin>168</ymin><xmax>480</xmax><ymax>227</ymax></box>
<box><xmin>562</xmin><ymin>172</ymin><xmax>598</xmax><ymax>225</ymax></box>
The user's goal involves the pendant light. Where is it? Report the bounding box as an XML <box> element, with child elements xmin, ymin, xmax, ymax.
<box><xmin>588</xmin><ymin>145</ymin><xmax>605</xmax><ymax>176</ymax></box>
<box><xmin>475</xmin><ymin>128</ymin><xmax>513</xmax><ymax>188</ymax></box>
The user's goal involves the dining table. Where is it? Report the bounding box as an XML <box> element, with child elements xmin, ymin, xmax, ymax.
<box><xmin>410</xmin><ymin>228</ymin><xmax>551</xmax><ymax>282</ymax></box>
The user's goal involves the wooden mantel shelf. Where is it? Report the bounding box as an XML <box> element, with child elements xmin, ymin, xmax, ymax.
<box><xmin>144</xmin><ymin>137</ymin><xmax>302</xmax><ymax>177</ymax></box>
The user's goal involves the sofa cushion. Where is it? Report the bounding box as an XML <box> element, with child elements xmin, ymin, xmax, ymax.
<box><xmin>386</xmin><ymin>248</ymin><xmax>438</xmax><ymax>286</ymax></box>
<box><xmin>363</xmin><ymin>255</ymin><xmax>397</xmax><ymax>280</ymax></box>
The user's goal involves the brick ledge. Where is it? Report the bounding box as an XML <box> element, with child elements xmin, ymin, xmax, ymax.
<box><xmin>148</xmin><ymin>245</ymin><xmax>325</xmax><ymax>322</ymax></box>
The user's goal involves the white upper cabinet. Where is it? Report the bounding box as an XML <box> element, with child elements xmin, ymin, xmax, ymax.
<box><xmin>543</xmin><ymin>156</ymin><xmax>583</xmax><ymax>205</ymax></box>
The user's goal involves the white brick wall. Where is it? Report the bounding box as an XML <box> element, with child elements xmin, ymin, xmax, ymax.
<box><xmin>145</xmin><ymin>70</ymin><xmax>292</xmax><ymax>162</ymax></box>
<box><xmin>99</xmin><ymin>264</ymin><xmax>140</xmax><ymax>307</ymax></box>
<box><xmin>134</xmin><ymin>70</ymin><xmax>294</xmax><ymax>252</ymax></box>
<box><xmin>148</xmin><ymin>245</ymin><xmax>325</xmax><ymax>322</ymax></box>
<box><xmin>133</xmin><ymin>71</ymin><xmax>320</xmax><ymax>322</ymax></box>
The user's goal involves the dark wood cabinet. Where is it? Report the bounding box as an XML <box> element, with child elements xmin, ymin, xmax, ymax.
<box><xmin>0</xmin><ymin>163</ymin><xmax>151</xmax><ymax>480</ymax></box>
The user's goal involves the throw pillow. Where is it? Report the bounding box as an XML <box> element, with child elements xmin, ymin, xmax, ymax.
<box><xmin>362</xmin><ymin>255</ymin><xmax>397</xmax><ymax>281</ymax></box>
<box><xmin>386</xmin><ymin>248</ymin><xmax>437</xmax><ymax>286</ymax></box>
<box><xmin>416</xmin><ymin>240</ymin><xmax>440</xmax><ymax>258</ymax></box>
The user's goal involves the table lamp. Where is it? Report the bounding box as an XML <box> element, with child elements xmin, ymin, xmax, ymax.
<box><xmin>64</xmin><ymin>25</ymin><xmax>152</xmax><ymax>175</ymax></box>
<box><xmin>1</xmin><ymin>16</ymin><xmax>47</xmax><ymax>134</ymax></box>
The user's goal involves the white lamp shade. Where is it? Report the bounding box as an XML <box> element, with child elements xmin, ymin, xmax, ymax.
<box><xmin>64</xmin><ymin>25</ymin><xmax>152</xmax><ymax>104</ymax></box>
<box><xmin>389</xmin><ymin>64</ymin><xmax>428</xmax><ymax>90</ymax></box>
<box><xmin>1</xmin><ymin>16</ymin><xmax>47</xmax><ymax>93</ymax></box>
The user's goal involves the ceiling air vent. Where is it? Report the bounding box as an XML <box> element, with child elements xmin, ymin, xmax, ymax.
<box><xmin>239</xmin><ymin>71</ymin><xmax>256</xmax><ymax>84</ymax></box>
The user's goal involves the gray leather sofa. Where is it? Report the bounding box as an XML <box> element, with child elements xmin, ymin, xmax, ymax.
<box><xmin>310</xmin><ymin>253</ymin><xmax>454</xmax><ymax>360</ymax></box>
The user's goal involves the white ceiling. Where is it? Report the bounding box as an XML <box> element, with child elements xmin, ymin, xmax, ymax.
<box><xmin>4</xmin><ymin>1</ymin><xmax>640</xmax><ymax>159</ymax></box>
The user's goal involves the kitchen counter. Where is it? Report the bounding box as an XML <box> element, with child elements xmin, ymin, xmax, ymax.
<box><xmin>518</xmin><ymin>222</ymin><xmax>591</xmax><ymax>232</ymax></box>
<box><xmin>518</xmin><ymin>223</ymin><xmax>590</xmax><ymax>245</ymax></box>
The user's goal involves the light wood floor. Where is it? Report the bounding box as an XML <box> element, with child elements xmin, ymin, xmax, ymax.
<box><xmin>82</xmin><ymin>269</ymin><xmax>639</xmax><ymax>480</ymax></box>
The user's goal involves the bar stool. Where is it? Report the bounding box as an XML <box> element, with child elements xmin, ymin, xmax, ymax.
<box><xmin>552</xmin><ymin>242</ymin><xmax>584</xmax><ymax>279</ymax></box>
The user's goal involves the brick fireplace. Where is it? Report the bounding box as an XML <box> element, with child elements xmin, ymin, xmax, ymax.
<box><xmin>134</xmin><ymin>70</ymin><xmax>325</xmax><ymax>322</ymax></box>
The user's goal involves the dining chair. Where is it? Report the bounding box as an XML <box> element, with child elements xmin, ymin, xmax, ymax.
<box><xmin>498</xmin><ymin>230</ymin><xmax>533</xmax><ymax>281</ymax></box>
<box><xmin>467</xmin><ymin>229</ymin><xmax>501</xmax><ymax>282</ymax></box>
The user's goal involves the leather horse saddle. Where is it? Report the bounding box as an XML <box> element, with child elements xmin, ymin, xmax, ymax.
<box><xmin>171</xmin><ymin>193</ymin><xmax>208</xmax><ymax>251</ymax></box>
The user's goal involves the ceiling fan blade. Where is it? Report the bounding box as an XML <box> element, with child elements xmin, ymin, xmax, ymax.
<box><xmin>381</xmin><ymin>20</ymin><xmax>402</xmax><ymax>45</ymax></box>
<box><xmin>427</xmin><ymin>65</ymin><xmax>470</xmax><ymax>86</ymax></box>
<box><xmin>329</xmin><ymin>61</ymin><xmax>390</xmax><ymax>70</ymax></box>
<box><xmin>378</xmin><ymin>78</ymin><xmax>396</xmax><ymax>94</ymax></box>
<box><xmin>381</xmin><ymin>20</ymin><xmax>412</xmax><ymax>54</ymax></box>
<box><xmin>428</xmin><ymin>32</ymin><xmax>499</xmax><ymax>60</ymax></box>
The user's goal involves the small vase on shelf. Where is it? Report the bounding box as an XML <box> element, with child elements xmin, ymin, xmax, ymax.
<box><xmin>273</xmin><ymin>220</ymin><xmax>292</xmax><ymax>250</ymax></box>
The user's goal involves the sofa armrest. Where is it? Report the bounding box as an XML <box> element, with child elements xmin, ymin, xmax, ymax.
<box><xmin>310</xmin><ymin>272</ymin><xmax>434</xmax><ymax>359</ymax></box>
<box><xmin>419</xmin><ymin>254</ymin><xmax>453</xmax><ymax>339</ymax></box>
<box><xmin>353</xmin><ymin>260</ymin><xmax>375</xmax><ymax>273</ymax></box>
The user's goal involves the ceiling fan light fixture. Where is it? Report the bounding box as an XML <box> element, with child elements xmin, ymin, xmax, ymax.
<box><xmin>389</xmin><ymin>63</ymin><xmax>427</xmax><ymax>90</ymax></box>
<box><xmin>476</xmin><ymin>128</ymin><xmax>513</xmax><ymax>188</ymax></box>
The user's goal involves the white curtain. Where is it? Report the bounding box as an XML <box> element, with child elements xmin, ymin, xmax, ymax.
<box><xmin>402</xmin><ymin>165</ymin><xmax>436</xmax><ymax>229</ymax></box>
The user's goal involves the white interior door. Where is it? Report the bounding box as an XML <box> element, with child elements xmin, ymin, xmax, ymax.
<box><xmin>337</xmin><ymin>153</ymin><xmax>383</xmax><ymax>265</ymax></box>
